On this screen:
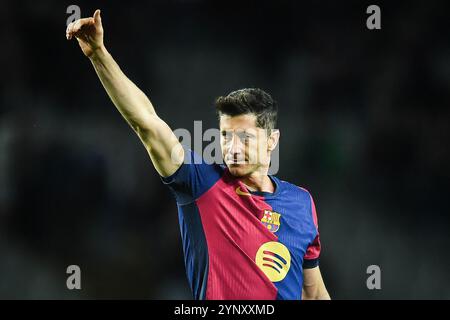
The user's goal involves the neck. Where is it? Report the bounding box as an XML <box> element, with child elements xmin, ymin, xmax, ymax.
<box><xmin>240</xmin><ymin>168</ymin><xmax>275</xmax><ymax>193</ymax></box>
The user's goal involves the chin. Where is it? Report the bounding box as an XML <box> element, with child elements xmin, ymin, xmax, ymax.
<box><xmin>227</xmin><ymin>164</ymin><xmax>252</xmax><ymax>177</ymax></box>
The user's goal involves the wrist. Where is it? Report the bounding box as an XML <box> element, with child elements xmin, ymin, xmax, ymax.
<box><xmin>89</xmin><ymin>45</ymin><xmax>108</xmax><ymax>61</ymax></box>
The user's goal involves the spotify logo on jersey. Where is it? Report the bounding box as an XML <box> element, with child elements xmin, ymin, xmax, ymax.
<box><xmin>255</xmin><ymin>242</ymin><xmax>291</xmax><ymax>282</ymax></box>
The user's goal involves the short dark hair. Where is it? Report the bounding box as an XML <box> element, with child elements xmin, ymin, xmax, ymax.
<box><xmin>215</xmin><ymin>88</ymin><xmax>278</xmax><ymax>131</ymax></box>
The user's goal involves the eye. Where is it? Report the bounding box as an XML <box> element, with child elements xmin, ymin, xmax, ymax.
<box><xmin>244</xmin><ymin>133</ymin><xmax>255</xmax><ymax>142</ymax></box>
<box><xmin>221</xmin><ymin>131</ymin><xmax>232</xmax><ymax>140</ymax></box>
<box><xmin>234</xmin><ymin>132</ymin><xmax>251</xmax><ymax>144</ymax></box>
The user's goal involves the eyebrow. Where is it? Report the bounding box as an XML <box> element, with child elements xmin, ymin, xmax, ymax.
<box><xmin>221</xmin><ymin>130</ymin><xmax>256</xmax><ymax>136</ymax></box>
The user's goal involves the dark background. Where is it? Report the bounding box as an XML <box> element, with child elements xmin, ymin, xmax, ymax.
<box><xmin>0</xmin><ymin>0</ymin><xmax>449</xmax><ymax>299</ymax></box>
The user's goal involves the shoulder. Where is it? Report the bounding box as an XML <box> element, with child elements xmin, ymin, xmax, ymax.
<box><xmin>274</xmin><ymin>176</ymin><xmax>313</xmax><ymax>203</ymax></box>
<box><xmin>276</xmin><ymin>178</ymin><xmax>320</xmax><ymax>234</ymax></box>
<box><xmin>160</xmin><ymin>148</ymin><xmax>227</xmax><ymax>204</ymax></box>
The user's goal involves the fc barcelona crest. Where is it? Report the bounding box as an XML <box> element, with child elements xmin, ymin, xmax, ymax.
<box><xmin>261</xmin><ymin>210</ymin><xmax>281</xmax><ymax>233</ymax></box>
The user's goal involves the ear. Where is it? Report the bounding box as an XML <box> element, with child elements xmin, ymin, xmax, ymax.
<box><xmin>267</xmin><ymin>129</ymin><xmax>280</xmax><ymax>151</ymax></box>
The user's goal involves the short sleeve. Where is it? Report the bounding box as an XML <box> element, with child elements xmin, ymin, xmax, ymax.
<box><xmin>160</xmin><ymin>148</ymin><xmax>224</xmax><ymax>205</ymax></box>
<box><xmin>303</xmin><ymin>194</ymin><xmax>321</xmax><ymax>269</ymax></box>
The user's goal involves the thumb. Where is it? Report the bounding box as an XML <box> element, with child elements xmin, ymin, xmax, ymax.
<box><xmin>93</xmin><ymin>9</ymin><xmax>101</xmax><ymax>25</ymax></box>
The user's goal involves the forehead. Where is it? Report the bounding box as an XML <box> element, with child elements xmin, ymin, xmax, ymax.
<box><xmin>219</xmin><ymin>114</ymin><xmax>258</xmax><ymax>131</ymax></box>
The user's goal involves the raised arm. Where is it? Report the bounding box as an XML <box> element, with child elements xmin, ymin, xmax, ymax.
<box><xmin>66</xmin><ymin>9</ymin><xmax>183</xmax><ymax>177</ymax></box>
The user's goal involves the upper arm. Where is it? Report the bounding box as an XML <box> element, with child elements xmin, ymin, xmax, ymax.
<box><xmin>134</xmin><ymin>114</ymin><xmax>184</xmax><ymax>178</ymax></box>
<box><xmin>301</xmin><ymin>191</ymin><xmax>329</xmax><ymax>299</ymax></box>
<box><xmin>134</xmin><ymin>114</ymin><xmax>224</xmax><ymax>204</ymax></box>
<box><xmin>303</xmin><ymin>192</ymin><xmax>321</xmax><ymax>268</ymax></box>
<box><xmin>160</xmin><ymin>148</ymin><xmax>224</xmax><ymax>205</ymax></box>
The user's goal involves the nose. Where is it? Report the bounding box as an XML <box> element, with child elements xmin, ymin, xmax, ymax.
<box><xmin>227</xmin><ymin>133</ymin><xmax>245</xmax><ymax>162</ymax></box>
<box><xmin>230</xmin><ymin>134</ymin><xmax>243</xmax><ymax>153</ymax></box>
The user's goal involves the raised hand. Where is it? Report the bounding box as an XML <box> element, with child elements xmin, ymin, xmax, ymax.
<box><xmin>66</xmin><ymin>9</ymin><xmax>104</xmax><ymax>58</ymax></box>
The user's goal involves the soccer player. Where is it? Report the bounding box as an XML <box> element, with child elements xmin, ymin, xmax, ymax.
<box><xmin>66</xmin><ymin>9</ymin><xmax>330</xmax><ymax>300</ymax></box>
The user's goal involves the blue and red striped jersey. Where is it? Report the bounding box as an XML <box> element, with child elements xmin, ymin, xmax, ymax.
<box><xmin>161</xmin><ymin>149</ymin><xmax>321</xmax><ymax>300</ymax></box>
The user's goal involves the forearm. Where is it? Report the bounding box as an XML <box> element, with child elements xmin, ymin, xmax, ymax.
<box><xmin>66</xmin><ymin>10</ymin><xmax>184</xmax><ymax>177</ymax></box>
<box><xmin>89</xmin><ymin>46</ymin><xmax>157</xmax><ymax>133</ymax></box>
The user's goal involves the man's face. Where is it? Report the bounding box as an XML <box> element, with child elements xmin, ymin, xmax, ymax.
<box><xmin>220</xmin><ymin>114</ymin><xmax>274</xmax><ymax>177</ymax></box>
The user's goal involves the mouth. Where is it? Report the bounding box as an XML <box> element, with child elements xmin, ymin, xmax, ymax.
<box><xmin>224</xmin><ymin>155</ymin><xmax>248</xmax><ymax>165</ymax></box>
<box><xmin>226</xmin><ymin>159</ymin><xmax>247</xmax><ymax>165</ymax></box>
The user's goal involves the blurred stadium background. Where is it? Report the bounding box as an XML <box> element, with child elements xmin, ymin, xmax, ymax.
<box><xmin>0</xmin><ymin>0</ymin><xmax>449</xmax><ymax>299</ymax></box>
